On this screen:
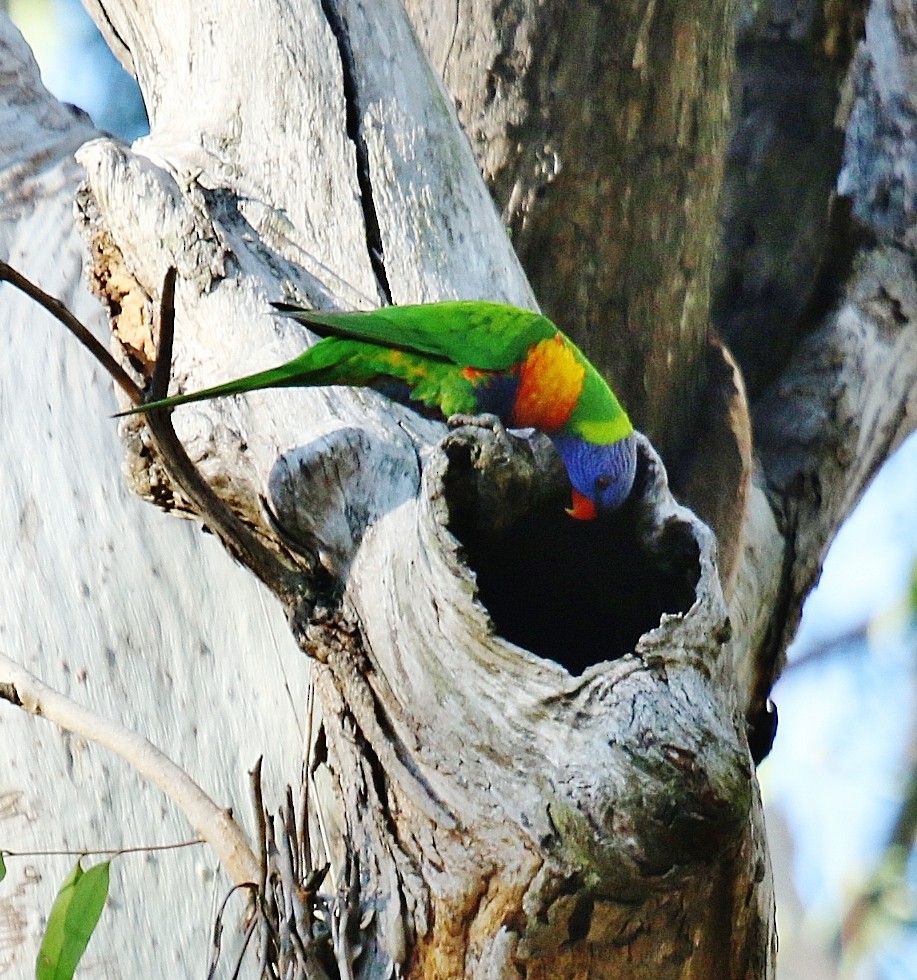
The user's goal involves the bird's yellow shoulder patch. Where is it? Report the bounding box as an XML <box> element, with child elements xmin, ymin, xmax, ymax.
<box><xmin>511</xmin><ymin>334</ymin><xmax>585</xmax><ymax>432</ymax></box>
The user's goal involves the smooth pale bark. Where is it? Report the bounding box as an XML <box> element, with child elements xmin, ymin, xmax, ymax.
<box><xmin>0</xmin><ymin>20</ymin><xmax>309</xmax><ymax>977</ymax></box>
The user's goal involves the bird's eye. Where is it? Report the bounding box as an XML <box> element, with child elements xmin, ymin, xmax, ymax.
<box><xmin>595</xmin><ymin>475</ymin><xmax>611</xmax><ymax>491</ymax></box>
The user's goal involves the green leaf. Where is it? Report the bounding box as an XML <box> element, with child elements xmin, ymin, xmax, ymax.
<box><xmin>36</xmin><ymin>860</ymin><xmax>110</xmax><ymax>980</ymax></box>
<box><xmin>0</xmin><ymin>852</ymin><xmax>6</xmax><ymax>883</ymax></box>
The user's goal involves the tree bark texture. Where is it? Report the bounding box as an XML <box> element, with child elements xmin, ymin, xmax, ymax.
<box><xmin>408</xmin><ymin>0</ymin><xmax>917</xmax><ymax>762</ymax></box>
<box><xmin>74</xmin><ymin>0</ymin><xmax>767</xmax><ymax>975</ymax></box>
<box><xmin>401</xmin><ymin>0</ymin><xmax>777</xmax><ymax>697</ymax></box>
<box><xmin>0</xmin><ymin>19</ymin><xmax>312</xmax><ymax>976</ymax></box>
<box><xmin>405</xmin><ymin>0</ymin><xmax>738</xmax><ymax>468</ymax></box>
<box><xmin>708</xmin><ymin>0</ymin><xmax>917</xmax><ymax>708</ymax></box>
<box><xmin>2</xmin><ymin>0</ymin><xmax>917</xmax><ymax>975</ymax></box>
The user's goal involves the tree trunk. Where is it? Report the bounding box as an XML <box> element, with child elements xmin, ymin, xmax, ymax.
<box><xmin>3</xmin><ymin>0</ymin><xmax>917</xmax><ymax>976</ymax></box>
<box><xmin>0</xmin><ymin>18</ymin><xmax>311</xmax><ymax>974</ymax></box>
<box><xmin>405</xmin><ymin>0</ymin><xmax>737</xmax><ymax>467</ymax></box>
<box><xmin>69</xmin><ymin>0</ymin><xmax>771</xmax><ymax>975</ymax></box>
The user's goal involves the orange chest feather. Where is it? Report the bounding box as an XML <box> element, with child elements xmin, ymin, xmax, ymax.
<box><xmin>510</xmin><ymin>334</ymin><xmax>585</xmax><ymax>432</ymax></box>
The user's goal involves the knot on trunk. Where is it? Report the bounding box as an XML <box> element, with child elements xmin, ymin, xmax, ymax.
<box><xmin>267</xmin><ymin>422</ymin><xmax>419</xmax><ymax>577</ymax></box>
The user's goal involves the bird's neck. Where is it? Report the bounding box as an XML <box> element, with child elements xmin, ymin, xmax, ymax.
<box><xmin>550</xmin><ymin>432</ymin><xmax>584</xmax><ymax>472</ymax></box>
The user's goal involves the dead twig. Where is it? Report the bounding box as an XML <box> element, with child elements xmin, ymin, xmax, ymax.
<box><xmin>0</xmin><ymin>650</ymin><xmax>259</xmax><ymax>885</ymax></box>
<box><xmin>0</xmin><ymin>259</ymin><xmax>143</xmax><ymax>404</ymax></box>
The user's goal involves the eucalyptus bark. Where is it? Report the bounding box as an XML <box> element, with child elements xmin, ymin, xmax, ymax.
<box><xmin>67</xmin><ymin>0</ymin><xmax>769</xmax><ymax>976</ymax></box>
<box><xmin>406</xmin><ymin>0</ymin><xmax>736</xmax><ymax>467</ymax></box>
<box><xmin>2</xmin><ymin>0</ymin><xmax>917</xmax><ymax>977</ymax></box>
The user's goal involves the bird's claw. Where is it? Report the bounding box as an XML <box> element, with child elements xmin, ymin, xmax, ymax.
<box><xmin>446</xmin><ymin>413</ymin><xmax>513</xmax><ymax>462</ymax></box>
<box><xmin>447</xmin><ymin>412</ymin><xmax>506</xmax><ymax>434</ymax></box>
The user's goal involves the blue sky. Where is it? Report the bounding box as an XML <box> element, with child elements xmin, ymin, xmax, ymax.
<box><xmin>762</xmin><ymin>432</ymin><xmax>917</xmax><ymax>976</ymax></box>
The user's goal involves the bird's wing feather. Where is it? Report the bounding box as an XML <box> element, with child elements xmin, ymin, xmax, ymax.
<box><xmin>271</xmin><ymin>301</ymin><xmax>556</xmax><ymax>370</ymax></box>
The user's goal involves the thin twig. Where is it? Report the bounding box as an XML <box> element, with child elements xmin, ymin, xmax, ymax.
<box><xmin>250</xmin><ymin>757</ymin><xmax>269</xmax><ymax>900</ymax></box>
<box><xmin>275</xmin><ymin>818</ymin><xmax>312</xmax><ymax>976</ymax></box>
<box><xmin>0</xmin><ymin>650</ymin><xmax>259</xmax><ymax>885</ymax></box>
<box><xmin>137</xmin><ymin>269</ymin><xmax>310</xmax><ymax>604</ymax></box>
<box><xmin>1</xmin><ymin>839</ymin><xmax>203</xmax><ymax>860</ymax></box>
<box><xmin>259</xmin><ymin>890</ymin><xmax>284</xmax><ymax>979</ymax></box>
<box><xmin>301</xmin><ymin>683</ymin><xmax>315</xmax><ymax>876</ymax></box>
<box><xmin>207</xmin><ymin>881</ymin><xmax>259</xmax><ymax>980</ymax></box>
<box><xmin>0</xmin><ymin>259</ymin><xmax>143</xmax><ymax>404</ymax></box>
<box><xmin>144</xmin><ymin>410</ymin><xmax>307</xmax><ymax>600</ymax></box>
<box><xmin>284</xmin><ymin>786</ymin><xmax>299</xmax><ymax>881</ymax></box>
<box><xmin>150</xmin><ymin>265</ymin><xmax>176</xmax><ymax>400</ymax></box>
<box><xmin>229</xmin><ymin>911</ymin><xmax>261</xmax><ymax>980</ymax></box>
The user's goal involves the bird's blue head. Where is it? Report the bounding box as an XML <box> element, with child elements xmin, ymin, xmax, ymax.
<box><xmin>552</xmin><ymin>433</ymin><xmax>638</xmax><ymax>519</ymax></box>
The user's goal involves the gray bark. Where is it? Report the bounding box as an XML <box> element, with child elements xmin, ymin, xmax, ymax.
<box><xmin>406</xmin><ymin>0</ymin><xmax>737</xmax><ymax>466</ymax></box>
<box><xmin>70</xmin><ymin>0</ymin><xmax>769</xmax><ymax>976</ymax></box>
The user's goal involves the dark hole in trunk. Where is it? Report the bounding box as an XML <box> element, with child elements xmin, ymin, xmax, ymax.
<box><xmin>444</xmin><ymin>445</ymin><xmax>700</xmax><ymax>674</ymax></box>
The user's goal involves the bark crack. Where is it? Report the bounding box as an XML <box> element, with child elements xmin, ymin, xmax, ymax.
<box><xmin>320</xmin><ymin>0</ymin><xmax>393</xmax><ymax>304</ymax></box>
<box><xmin>0</xmin><ymin>681</ymin><xmax>23</xmax><ymax>708</ymax></box>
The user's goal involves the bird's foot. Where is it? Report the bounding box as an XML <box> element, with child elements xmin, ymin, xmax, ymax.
<box><xmin>446</xmin><ymin>413</ymin><xmax>513</xmax><ymax>462</ymax></box>
<box><xmin>447</xmin><ymin>411</ymin><xmax>506</xmax><ymax>432</ymax></box>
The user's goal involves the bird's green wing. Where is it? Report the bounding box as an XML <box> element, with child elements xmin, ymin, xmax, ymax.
<box><xmin>118</xmin><ymin>301</ymin><xmax>558</xmax><ymax>419</ymax></box>
<box><xmin>272</xmin><ymin>301</ymin><xmax>557</xmax><ymax>371</ymax></box>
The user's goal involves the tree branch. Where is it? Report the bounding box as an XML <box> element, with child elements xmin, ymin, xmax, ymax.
<box><xmin>0</xmin><ymin>650</ymin><xmax>260</xmax><ymax>886</ymax></box>
<box><xmin>0</xmin><ymin>258</ymin><xmax>143</xmax><ymax>405</ymax></box>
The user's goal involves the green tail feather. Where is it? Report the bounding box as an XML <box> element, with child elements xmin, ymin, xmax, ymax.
<box><xmin>114</xmin><ymin>356</ymin><xmax>322</xmax><ymax>417</ymax></box>
<box><xmin>114</xmin><ymin>304</ymin><xmax>485</xmax><ymax>419</ymax></box>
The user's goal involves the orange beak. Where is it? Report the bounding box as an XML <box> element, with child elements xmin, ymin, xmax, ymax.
<box><xmin>565</xmin><ymin>489</ymin><xmax>597</xmax><ymax>521</ymax></box>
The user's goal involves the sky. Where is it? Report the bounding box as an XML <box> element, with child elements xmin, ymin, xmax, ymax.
<box><xmin>9</xmin><ymin>0</ymin><xmax>148</xmax><ymax>141</ymax></box>
<box><xmin>762</xmin><ymin>432</ymin><xmax>917</xmax><ymax>977</ymax></box>
<box><xmin>9</xmin><ymin>1</ymin><xmax>917</xmax><ymax>976</ymax></box>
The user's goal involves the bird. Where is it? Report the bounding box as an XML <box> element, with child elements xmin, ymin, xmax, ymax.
<box><xmin>120</xmin><ymin>300</ymin><xmax>637</xmax><ymax>520</ymax></box>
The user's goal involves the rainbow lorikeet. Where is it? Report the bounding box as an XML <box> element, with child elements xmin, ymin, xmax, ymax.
<box><xmin>122</xmin><ymin>301</ymin><xmax>637</xmax><ymax>520</ymax></box>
